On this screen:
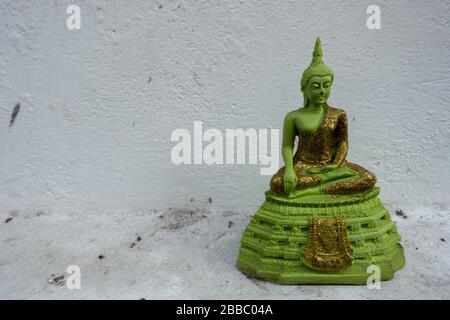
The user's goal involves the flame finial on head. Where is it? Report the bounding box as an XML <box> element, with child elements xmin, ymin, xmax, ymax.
<box><xmin>300</xmin><ymin>37</ymin><xmax>334</xmax><ymax>107</ymax></box>
<box><xmin>312</xmin><ymin>37</ymin><xmax>323</xmax><ymax>61</ymax></box>
<box><xmin>301</xmin><ymin>37</ymin><xmax>334</xmax><ymax>90</ymax></box>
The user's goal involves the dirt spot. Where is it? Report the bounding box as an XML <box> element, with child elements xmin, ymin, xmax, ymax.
<box><xmin>223</xmin><ymin>210</ymin><xmax>237</xmax><ymax>217</ymax></box>
<box><xmin>394</xmin><ymin>209</ymin><xmax>407</xmax><ymax>219</ymax></box>
<box><xmin>148</xmin><ymin>209</ymin><xmax>209</xmax><ymax>237</ymax></box>
<box><xmin>228</xmin><ymin>221</ymin><xmax>234</xmax><ymax>228</ymax></box>
<box><xmin>130</xmin><ymin>235</ymin><xmax>142</xmax><ymax>248</ymax></box>
<box><xmin>9</xmin><ymin>103</ymin><xmax>20</xmax><ymax>128</ymax></box>
<box><xmin>161</xmin><ymin>208</ymin><xmax>208</xmax><ymax>231</ymax></box>
<box><xmin>158</xmin><ymin>4</ymin><xmax>163</xmax><ymax>9</ymax></box>
<box><xmin>208</xmin><ymin>197</ymin><xmax>212</xmax><ymax>204</ymax></box>
<box><xmin>216</xmin><ymin>231</ymin><xmax>227</xmax><ymax>241</ymax></box>
<box><xmin>4</xmin><ymin>217</ymin><xmax>13</xmax><ymax>224</ymax></box>
<box><xmin>98</xmin><ymin>255</ymin><xmax>105</xmax><ymax>260</ymax></box>
<box><xmin>48</xmin><ymin>274</ymin><xmax>65</xmax><ymax>286</ymax></box>
<box><xmin>441</xmin><ymin>238</ymin><xmax>446</xmax><ymax>242</ymax></box>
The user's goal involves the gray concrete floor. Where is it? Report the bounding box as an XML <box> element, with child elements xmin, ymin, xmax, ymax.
<box><xmin>0</xmin><ymin>203</ymin><xmax>449</xmax><ymax>299</ymax></box>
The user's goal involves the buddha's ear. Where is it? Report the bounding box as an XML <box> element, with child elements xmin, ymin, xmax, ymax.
<box><xmin>300</xmin><ymin>83</ymin><xmax>308</xmax><ymax>108</ymax></box>
<box><xmin>303</xmin><ymin>92</ymin><xmax>309</xmax><ymax>108</ymax></box>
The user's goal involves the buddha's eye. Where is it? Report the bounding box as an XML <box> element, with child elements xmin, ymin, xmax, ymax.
<box><xmin>324</xmin><ymin>82</ymin><xmax>330</xmax><ymax>88</ymax></box>
<box><xmin>312</xmin><ymin>83</ymin><xmax>320</xmax><ymax>88</ymax></box>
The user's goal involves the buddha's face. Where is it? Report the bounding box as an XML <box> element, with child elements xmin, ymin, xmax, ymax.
<box><xmin>306</xmin><ymin>75</ymin><xmax>332</xmax><ymax>106</ymax></box>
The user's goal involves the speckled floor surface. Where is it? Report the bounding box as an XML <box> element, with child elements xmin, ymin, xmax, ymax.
<box><xmin>0</xmin><ymin>204</ymin><xmax>449</xmax><ymax>299</ymax></box>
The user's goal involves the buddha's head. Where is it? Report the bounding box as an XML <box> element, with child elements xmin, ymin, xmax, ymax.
<box><xmin>300</xmin><ymin>37</ymin><xmax>334</xmax><ymax>108</ymax></box>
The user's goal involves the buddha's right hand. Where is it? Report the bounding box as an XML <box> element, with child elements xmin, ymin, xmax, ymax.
<box><xmin>283</xmin><ymin>167</ymin><xmax>298</xmax><ymax>194</ymax></box>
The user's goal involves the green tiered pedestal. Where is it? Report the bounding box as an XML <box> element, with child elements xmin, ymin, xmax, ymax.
<box><xmin>237</xmin><ymin>187</ymin><xmax>405</xmax><ymax>284</ymax></box>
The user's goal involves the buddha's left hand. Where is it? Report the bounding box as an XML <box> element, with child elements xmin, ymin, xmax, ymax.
<box><xmin>306</xmin><ymin>163</ymin><xmax>340</xmax><ymax>174</ymax></box>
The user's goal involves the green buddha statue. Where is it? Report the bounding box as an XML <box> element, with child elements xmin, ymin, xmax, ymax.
<box><xmin>270</xmin><ymin>37</ymin><xmax>376</xmax><ymax>197</ymax></box>
<box><xmin>237</xmin><ymin>38</ymin><xmax>405</xmax><ymax>284</ymax></box>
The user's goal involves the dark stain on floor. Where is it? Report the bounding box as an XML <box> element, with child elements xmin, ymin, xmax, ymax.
<box><xmin>394</xmin><ymin>209</ymin><xmax>407</xmax><ymax>219</ymax></box>
<box><xmin>149</xmin><ymin>208</ymin><xmax>209</xmax><ymax>238</ymax></box>
<box><xmin>162</xmin><ymin>209</ymin><xmax>208</xmax><ymax>231</ymax></box>
<box><xmin>48</xmin><ymin>274</ymin><xmax>65</xmax><ymax>286</ymax></box>
<box><xmin>130</xmin><ymin>235</ymin><xmax>142</xmax><ymax>248</ymax></box>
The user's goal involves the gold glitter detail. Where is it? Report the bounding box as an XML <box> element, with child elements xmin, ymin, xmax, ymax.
<box><xmin>270</xmin><ymin>105</ymin><xmax>376</xmax><ymax>195</ymax></box>
<box><xmin>294</xmin><ymin>105</ymin><xmax>345</xmax><ymax>166</ymax></box>
<box><xmin>322</xmin><ymin>161</ymin><xmax>377</xmax><ymax>195</ymax></box>
<box><xmin>303</xmin><ymin>218</ymin><xmax>352</xmax><ymax>271</ymax></box>
<box><xmin>270</xmin><ymin>167</ymin><xmax>322</xmax><ymax>193</ymax></box>
<box><xmin>332</xmin><ymin>110</ymin><xmax>348</xmax><ymax>166</ymax></box>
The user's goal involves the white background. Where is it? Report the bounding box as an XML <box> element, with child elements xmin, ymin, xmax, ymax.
<box><xmin>1</xmin><ymin>0</ymin><xmax>449</xmax><ymax>213</ymax></box>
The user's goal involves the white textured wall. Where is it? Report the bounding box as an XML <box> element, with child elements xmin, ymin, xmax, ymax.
<box><xmin>0</xmin><ymin>0</ymin><xmax>449</xmax><ymax>212</ymax></box>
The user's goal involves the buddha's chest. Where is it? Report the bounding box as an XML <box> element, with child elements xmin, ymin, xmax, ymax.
<box><xmin>294</xmin><ymin>110</ymin><xmax>338</xmax><ymax>135</ymax></box>
<box><xmin>295</xmin><ymin>114</ymin><xmax>322</xmax><ymax>133</ymax></box>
